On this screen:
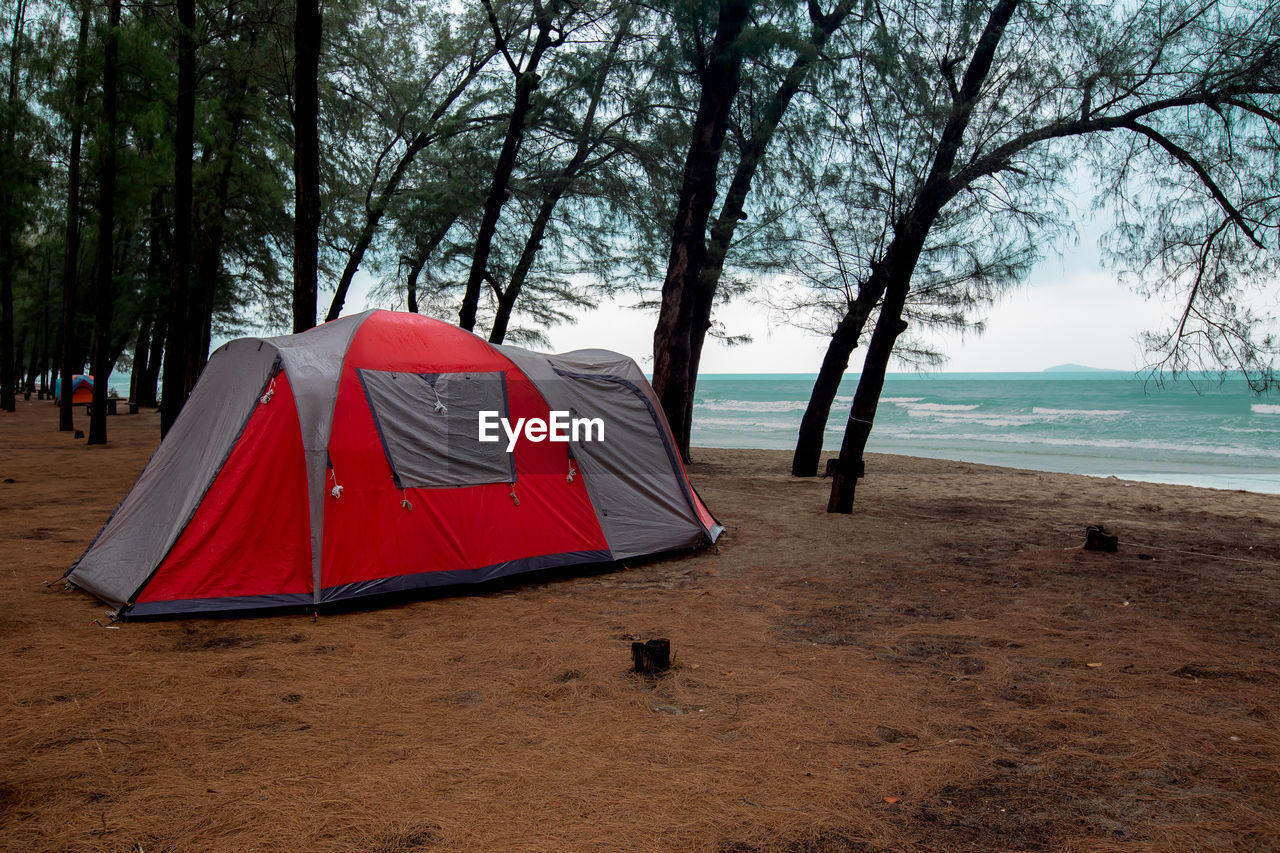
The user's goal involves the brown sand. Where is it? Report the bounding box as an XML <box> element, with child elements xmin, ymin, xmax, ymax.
<box><xmin>2</xmin><ymin>399</ymin><xmax>1279</xmax><ymax>852</ymax></box>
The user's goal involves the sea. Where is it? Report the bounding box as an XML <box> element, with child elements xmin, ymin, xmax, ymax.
<box><xmin>691</xmin><ymin>372</ymin><xmax>1280</xmax><ymax>495</ymax></box>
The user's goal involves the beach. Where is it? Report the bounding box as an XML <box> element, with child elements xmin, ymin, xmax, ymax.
<box><xmin>2</xmin><ymin>400</ymin><xmax>1279</xmax><ymax>851</ymax></box>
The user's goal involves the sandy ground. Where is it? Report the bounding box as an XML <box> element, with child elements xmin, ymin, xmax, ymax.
<box><xmin>2</xmin><ymin>399</ymin><xmax>1279</xmax><ymax>852</ymax></box>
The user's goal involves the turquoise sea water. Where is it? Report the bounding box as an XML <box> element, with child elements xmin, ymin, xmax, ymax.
<box><xmin>692</xmin><ymin>373</ymin><xmax>1280</xmax><ymax>494</ymax></box>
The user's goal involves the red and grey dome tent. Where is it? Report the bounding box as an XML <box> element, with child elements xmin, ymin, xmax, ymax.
<box><xmin>67</xmin><ymin>310</ymin><xmax>720</xmax><ymax>617</ymax></box>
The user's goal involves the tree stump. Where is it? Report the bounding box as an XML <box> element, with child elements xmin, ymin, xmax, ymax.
<box><xmin>632</xmin><ymin>638</ymin><xmax>671</xmax><ymax>674</ymax></box>
<box><xmin>1083</xmin><ymin>524</ymin><xmax>1118</xmax><ymax>552</ymax></box>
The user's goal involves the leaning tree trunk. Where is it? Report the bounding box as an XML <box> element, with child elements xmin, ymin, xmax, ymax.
<box><xmin>0</xmin><ymin>230</ymin><xmax>13</xmax><ymax>413</ymax></box>
<box><xmin>677</xmin><ymin>0</ymin><xmax>857</xmax><ymax>455</ymax></box>
<box><xmin>405</xmin><ymin>256</ymin><xmax>424</xmax><ymax>313</ymax></box>
<box><xmin>488</xmin><ymin>160</ymin><xmax>581</xmax><ymax>345</ymax></box>
<box><xmin>827</xmin><ymin>281</ymin><xmax>910</xmax><ymax>512</ymax></box>
<box><xmin>651</xmin><ymin>0</ymin><xmax>751</xmax><ymax>462</ymax></box>
<box><xmin>486</xmin><ymin>9</ymin><xmax>630</xmax><ymax>345</ymax></box>
<box><xmin>160</xmin><ymin>0</ymin><xmax>195</xmax><ymax>436</ymax></box>
<box><xmin>291</xmin><ymin>0</ymin><xmax>321</xmax><ymax>334</ymax></box>
<box><xmin>140</xmin><ymin>318</ymin><xmax>163</xmax><ymax>407</ymax></box>
<box><xmin>825</xmin><ymin>0</ymin><xmax>1021</xmax><ymax>510</ymax></box>
<box><xmin>325</xmin><ymin>133</ymin><xmax>428</xmax><ymax>322</ymax></box>
<box><xmin>790</xmin><ymin>309</ymin><xmax>868</xmax><ymax>477</ymax></box>
<box><xmin>23</xmin><ymin>325</ymin><xmax>39</xmax><ymax>391</ymax></box>
<box><xmin>11</xmin><ymin>327</ymin><xmax>26</xmax><ymax>399</ymax></box>
<box><xmin>457</xmin><ymin>7</ymin><xmax>558</xmax><ymax>333</ymax></box>
<box><xmin>87</xmin><ymin>0</ymin><xmax>121</xmax><ymax>446</ymax></box>
<box><xmin>325</xmin><ymin>57</ymin><xmax>486</xmax><ymax>322</ymax></box>
<box><xmin>402</xmin><ymin>216</ymin><xmax>455</xmax><ymax>314</ymax></box>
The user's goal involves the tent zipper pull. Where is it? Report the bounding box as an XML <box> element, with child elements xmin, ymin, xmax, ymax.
<box><xmin>509</xmin><ymin>484</ymin><xmax>520</xmax><ymax>507</ymax></box>
<box><xmin>567</xmin><ymin>461</ymin><xmax>577</xmax><ymax>483</ymax></box>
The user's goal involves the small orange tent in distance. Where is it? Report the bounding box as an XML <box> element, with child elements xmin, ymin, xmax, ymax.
<box><xmin>55</xmin><ymin>375</ymin><xmax>94</xmax><ymax>405</ymax></box>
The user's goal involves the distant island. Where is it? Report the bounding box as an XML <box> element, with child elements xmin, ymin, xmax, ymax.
<box><xmin>1042</xmin><ymin>363</ymin><xmax>1125</xmax><ymax>373</ymax></box>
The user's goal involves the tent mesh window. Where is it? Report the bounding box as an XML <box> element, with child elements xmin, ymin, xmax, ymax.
<box><xmin>357</xmin><ymin>369</ymin><xmax>516</xmax><ymax>488</ymax></box>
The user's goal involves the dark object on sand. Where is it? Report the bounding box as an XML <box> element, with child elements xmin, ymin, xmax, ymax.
<box><xmin>74</xmin><ymin>430</ymin><xmax>85</xmax><ymax>439</ymax></box>
<box><xmin>632</xmin><ymin>638</ymin><xmax>671</xmax><ymax>674</ymax></box>
<box><xmin>1084</xmin><ymin>524</ymin><xmax>1118</xmax><ymax>552</ymax></box>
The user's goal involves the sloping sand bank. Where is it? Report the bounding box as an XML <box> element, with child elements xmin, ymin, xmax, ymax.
<box><xmin>2</xmin><ymin>401</ymin><xmax>1278</xmax><ymax>851</ymax></box>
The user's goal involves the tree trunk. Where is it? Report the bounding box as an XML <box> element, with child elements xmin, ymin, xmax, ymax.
<box><xmin>324</xmin><ymin>138</ymin><xmax>426</xmax><ymax>322</ymax></box>
<box><xmin>160</xmin><ymin>0</ymin><xmax>195</xmax><ymax>436</ymax></box>
<box><xmin>190</xmin><ymin>89</ymin><xmax>249</xmax><ymax>379</ymax></box>
<box><xmin>141</xmin><ymin>317</ymin><xmax>163</xmax><ymax>408</ymax></box>
<box><xmin>325</xmin><ymin>55</ymin><xmax>487</xmax><ymax>322</ymax></box>
<box><xmin>827</xmin><ymin>283</ymin><xmax>910</xmax><ymax>512</ymax></box>
<box><xmin>24</xmin><ymin>326</ymin><xmax>40</xmax><ymax>392</ymax></box>
<box><xmin>677</xmin><ymin>0</ymin><xmax>856</xmax><ymax>454</ymax></box>
<box><xmin>792</xmin><ymin>289</ymin><xmax>882</xmax><ymax>475</ymax></box>
<box><xmin>486</xmin><ymin>10</ymin><xmax>630</xmax><ymax>345</ymax></box>
<box><xmin>651</xmin><ymin>0</ymin><xmax>752</xmax><ymax>462</ymax></box>
<box><xmin>402</xmin><ymin>217</ymin><xmax>455</xmax><ymax>314</ymax></box>
<box><xmin>488</xmin><ymin>174</ymin><xmax>572</xmax><ymax>345</ymax></box>
<box><xmin>458</xmin><ymin>5</ymin><xmax>558</xmax><ymax>332</ymax></box>
<box><xmin>130</xmin><ymin>312</ymin><xmax>151</xmax><ymax>404</ymax></box>
<box><xmin>790</xmin><ymin>310</ymin><xmax>868</xmax><ymax>477</ymax></box>
<box><xmin>57</xmin><ymin>1</ymin><xmax>89</xmax><ymax>432</ymax></box>
<box><xmin>825</xmin><ymin>0</ymin><xmax>1021</xmax><ymax>509</ymax></box>
<box><xmin>456</xmin><ymin>68</ymin><xmax>538</xmax><ymax>331</ymax></box>
<box><xmin>0</xmin><ymin>224</ymin><xmax>13</xmax><ymax>412</ymax></box>
<box><xmin>31</xmin><ymin>259</ymin><xmax>46</xmax><ymax>396</ymax></box>
<box><xmin>137</xmin><ymin>191</ymin><xmax>166</xmax><ymax>409</ymax></box>
<box><xmin>87</xmin><ymin>0</ymin><xmax>121</xmax><ymax>446</ymax></box>
<box><xmin>292</xmin><ymin>0</ymin><xmax>322</xmax><ymax>333</ymax></box>
<box><xmin>13</xmin><ymin>327</ymin><xmax>26</xmax><ymax>395</ymax></box>
<box><xmin>0</xmin><ymin>0</ymin><xmax>27</xmax><ymax>413</ymax></box>
<box><xmin>405</xmin><ymin>255</ymin><xmax>424</xmax><ymax>313</ymax></box>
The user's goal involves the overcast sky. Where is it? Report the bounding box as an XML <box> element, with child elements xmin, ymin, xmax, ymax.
<box><xmin>540</xmin><ymin>264</ymin><xmax>1185</xmax><ymax>374</ymax></box>
<box><xmin>350</xmin><ymin>208</ymin><xmax>1275</xmax><ymax>375</ymax></box>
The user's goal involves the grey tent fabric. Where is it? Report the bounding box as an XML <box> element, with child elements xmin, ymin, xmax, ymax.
<box><xmin>269</xmin><ymin>311</ymin><xmax>372</xmax><ymax>596</ymax></box>
<box><xmin>357</xmin><ymin>369</ymin><xmax>514</xmax><ymax>488</ymax></box>
<box><xmin>499</xmin><ymin>346</ymin><xmax>714</xmax><ymax>558</ymax></box>
<box><xmin>66</xmin><ymin>341</ymin><xmax>280</xmax><ymax>609</ymax></box>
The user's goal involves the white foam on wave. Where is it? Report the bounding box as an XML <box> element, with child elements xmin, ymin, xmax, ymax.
<box><xmin>901</xmin><ymin>402</ymin><xmax>980</xmax><ymax>413</ymax></box>
<box><xmin>1031</xmin><ymin>407</ymin><xmax>1131</xmax><ymax>417</ymax></box>
<box><xmin>913</xmin><ymin>411</ymin><xmax>1053</xmax><ymax>427</ymax></box>
<box><xmin>699</xmin><ymin>399</ymin><xmax>807</xmax><ymax>413</ymax></box>
<box><xmin>882</xmin><ymin>397</ymin><xmax>925</xmax><ymax>404</ymax></box>
<box><xmin>695</xmin><ymin>417</ymin><xmax>790</xmax><ymax>430</ymax></box>
<box><xmin>1253</xmin><ymin>403</ymin><xmax>1280</xmax><ymax>415</ymax></box>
